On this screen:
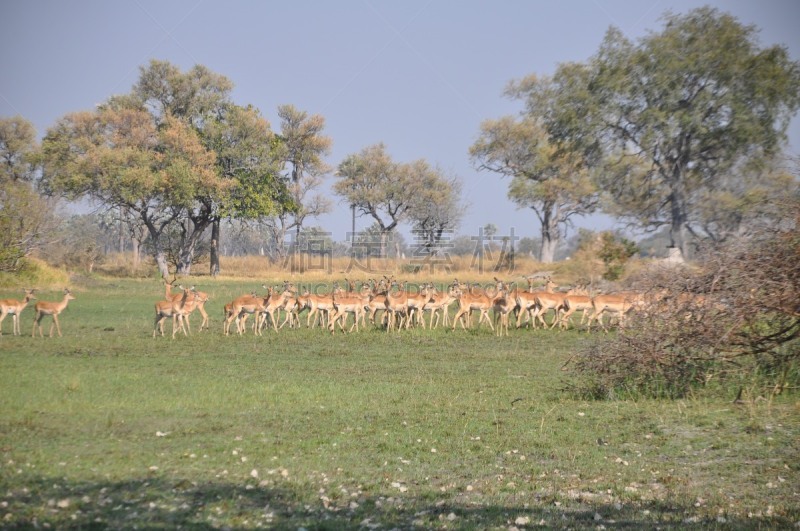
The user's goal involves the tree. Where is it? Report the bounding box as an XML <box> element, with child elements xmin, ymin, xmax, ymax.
<box><xmin>333</xmin><ymin>144</ymin><xmax>411</xmax><ymax>258</ymax></box>
<box><xmin>470</xmin><ymin>114</ymin><xmax>598</xmax><ymax>262</ymax></box>
<box><xmin>128</xmin><ymin>60</ymin><xmax>234</xmax><ymax>274</ymax></box>
<box><xmin>549</xmin><ymin>7</ymin><xmax>800</xmax><ymax>258</ymax></box>
<box><xmin>273</xmin><ymin>104</ymin><xmax>333</xmax><ymax>253</ymax></box>
<box><xmin>407</xmin><ymin>168</ymin><xmax>463</xmax><ymax>258</ymax></box>
<box><xmin>0</xmin><ymin>116</ymin><xmax>57</xmax><ymax>272</ymax></box>
<box><xmin>202</xmin><ymin>103</ymin><xmax>289</xmax><ymax>275</ymax></box>
<box><xmin>40</xmin><ymin>108</ymin><xmax>225</xmax><ymax>279</ymax></box>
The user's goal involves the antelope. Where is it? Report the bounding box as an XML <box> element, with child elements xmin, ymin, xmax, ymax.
<box><xmin>0</xmin><ymin>288</ymin><xmax>36</xmax><ymax>336</ymax></box>
<box><xmin>558</xmin><ymin>287</ymin><xmax>593</xmax><ymax>330</ymax></box>
<box><xmin>423</xmin><ymin>283</ymin><xmax>459</xmax><ymax>329</ymax></box>
<box><xmin>532</xmin><ymin>278</ymin><xmax>566</xmax><ymax>329</ymax></box>
<box><xmin>165</xmin><ymin>279</ymin><xmax>210</xmax><ymax>331</ymax></box>
<box><xmin>492</xmin><ymin>280</ymin><xmax>515</xmax><ymax>337</ymax></box>
<box><xmin>516</xmin><ymin>277</ymin><xmax>557</xmax><ymax>328</ymax></box>
<box><xmin>257</xmin><ymin>286</ymin><xmax>295</xmax><ymax>333</ymax></box>
<box><xmin>586</xmin><ymin>291</ymin><xmax>645</xmax><ymax>332</ymax></box>
<box><xmin>222</xmin><ymin>290</ymin><xmax>256</xmax><ymax>334</ymax></box>
<box><xmin>328</xmin><ymin>285</ymin><xmax>371</xmax><ymax>334</ymax></box>
<box><xmin>384</xmin><ymin>279</ymin><xmax>410</xmax><ymax>331</ymax></box>
<box><xmin>404</xmin><ymin>283</ymin><xmax>432</xmax><ymax>329</ymax></box>
<box><xmin>32</xmin><ymin>288</ymin><xmax>76</xmax><ymax>338</ymax></box>
<box><xmin>224</xmin><ymin>288</ymin><xmax>270</xmax><ymax>336</ymax></box>
<box><xmin>366</xmin><ymin>279</ymin><xmax>389</xmax><ymax>326</ymax></box>
<box><xmin>153</xmin><ymin>286</ymin><xmax>193</xmax><ymax>338</ymax></box>
<box><xmin>278</xmin><ymin>294</ymin><xmax>302</xmax><ymax>329</ymax></box>
<box><xmin>452</xmin><ymin>280</ymin><xmax>498</xmax><ymax>332</ymax></box>
<box><xmin>301</xmin><ymin>288</ymin><xmax>337</xmax><ymax>328</ymax></box>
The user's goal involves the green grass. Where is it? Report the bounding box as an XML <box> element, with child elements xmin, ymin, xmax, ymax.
<box><xmin>0</xmin><ymin>279</ymin><xmax>798</xmax><ymax>529</ymax></box>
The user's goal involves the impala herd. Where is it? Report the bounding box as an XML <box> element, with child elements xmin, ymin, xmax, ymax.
<box><xmin>0</xmin><ymin>276</ymin><xmax>658</xmax><ymax>339</ymax></box>
<box><xmin>210</xmin><ymin>275</ymin><xmax>653</xmax><ymax>338</ymax></box>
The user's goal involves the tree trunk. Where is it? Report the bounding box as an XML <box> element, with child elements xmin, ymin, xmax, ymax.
<box><xmin>669</xmin><ymin>175</ymin><xmax>689</xmax><ymax>260</ymax></box>
<box><xmin>539</xmin><ymin>210</ymin><xmax>559</xmax><ymax>263</ymax></box>
<box><xmin>176</xmin><ymin>219</ymin><xmax>211</xmax><ymax>275</ymax></box>
<box><xmin>132</xmin><ymin>237</ymin><xmax>140</xmax><ymax>269</ymax></box>
<box><xmin>141</xmin><ymin>217</ymin><xmax>171</xmax><ymax>280</ymax></box>
<box><xmin>210</xmin><ymin>219</ymin><xmax>220</xmax><ymax>277</ymax></box>
<box><xmin>380</xmin><ymin>230</ymin><xmax>388</xmax><ymax>259</ymax></box>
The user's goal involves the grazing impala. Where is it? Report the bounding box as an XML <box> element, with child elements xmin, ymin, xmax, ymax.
<box><xmin>32</xmin><ymin>288</ymin><xmax>76</xmax><ymax>338</ymax></box>
<box><xmin>0</xmin><ymin>288</ymin><xmax>36</xmax><ymax>336</ymax></box>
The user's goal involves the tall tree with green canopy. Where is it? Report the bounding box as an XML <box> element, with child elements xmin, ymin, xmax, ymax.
<box><xmin>470</xmin><ymin>112</ymin><xmax>598</xmax><ymax>263</ymax></box>
<box><xmin>334</xmin><ymin>144</ymin><xmax>453</xmax><ymax>260</ymax></box>
<box><xmin>202</xmin><ymin>103</ymin><xmax>290</xmax><ymax>275</ymax></box>
<box><xmin>127</xmin><ymin>59</ymin><xmax>235</xmax><ymax>274</ymax></box>
<box><xmin>0</xmin><ymin>116</ymin><xmax>57</xmax><ymax>272</ymax></box>
<box><xmin>265</xmin><ymin>104</ymin><xmax>332</xmax><ymax>261</ymax></box>
<box><xmin>521</xmin><ymin>7</ymin><xmax>800</xmax><ymax>258</ymax></box>
<box><xmin>40</xmin><ymin>107</ymin><xmax>225</xmax><ymax>279</ymax></box>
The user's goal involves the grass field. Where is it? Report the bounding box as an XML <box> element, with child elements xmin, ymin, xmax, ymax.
<box><xmin>1</xmin><ymin>278</ymin><xmax>798</xmax><ymax>529</ymax></box>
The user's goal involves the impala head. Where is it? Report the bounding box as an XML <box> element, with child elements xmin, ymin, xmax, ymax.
<box><xmin>24</xmin><ymin>288</ymin><xmax>37</xmax><ymax>301</ymax></box>
<box><xmin>64</xmin><ymin>288</ymin><xmax>76</xmax><ymax>300</ymax></box>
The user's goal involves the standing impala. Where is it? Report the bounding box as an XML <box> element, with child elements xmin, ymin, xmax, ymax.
<box><xmin>32</xmin><ymin>288</ymin><xmax>76</xmax><ymax>338</ymax></box>
<box><xmin>153</xmin><ymin>286</ymin><xmax>193</xmax><ymax>338</ymax></box>
<box><xmin>451</xmin><ymin>281</ymin><xmax>498</xmax><ymax>332</ymax></box>
<box><xmin>165</xmin><ymin>280</ymin><xmax>210</xmax><ymax>331</ymax></box>
<box><xmin>0</xmin><ymin>288</ymin><xmax>36</xmax><ymax>336</ymax></box>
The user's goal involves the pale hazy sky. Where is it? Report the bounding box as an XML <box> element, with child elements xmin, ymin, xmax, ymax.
<box><xmin>2</xmin><ymin>0</ymin><xmax>798</xmax><ymax>242</ymax></box>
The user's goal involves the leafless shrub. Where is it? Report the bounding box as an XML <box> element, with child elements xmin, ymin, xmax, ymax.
<box><xmin>566</xmin><ymin>198</ymin><xmax>799</xmax><ymax>399</ymax></box>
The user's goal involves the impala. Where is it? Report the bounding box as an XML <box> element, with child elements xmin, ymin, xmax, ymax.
<box><xmin>32</xmin><ymin>288</ymin><xmax>76</xmax><ymax>338</ymax></box>
<box><xmin>301</xmin><ymin>288</ymin><xmax>338</xmax><ymax>328</ymax></box>
<box><xmin>423</xmin><ymin>283</ymin><xmax>458</xmax><ymax>329</ymax></box>
<box><xmin>557</xmin><ymin>292</ymin><xmax>593</xmax><ymax>330</ymax></box>
<box><xmin>516</xmin><ymin>277</ymin><xmax>557</xmax><ymax>328</ymax></box>
<box><xmin>384</xmin><ymin>279</ymin><xmax>410</xmax><ymax>331</ymax></box>
<box><xmin>224</xmin><ymin>288</ymin><xmax>270</xmax><ymax>336</ymax></box>
<box><xmin>492</xmin><ymin>281</ymin><xmax>515</xmax><ymax>337</ymax></box>
<box><xmin>153</xmin><ymin>286</ymin><xmax>193</xmax><ymax>338</ymax></box>
<box><xmin>328</xmin><ymin>285</ymin><xmax>371</xmax><ymax>333</ymax></box>
<box><xmin>0</xmin><ymin>288</ymin><xmax>36</xmax><ymax>336</ymax></box>
<box><xmin>165</xmin><ymin>280</ymin><xmax>210</xmax><ymax>331</ymax></box>
<box><xmin>257</xmin><ymin>287</ymin><xmax>295</xmax><ymax>333</ymax></box>
<box><xmin>532</xmin><ymin>283</ymin><xmax>566</xmax><ymax>329</ymax></box>
<box><xmin>366</xmin><ymin>279</ymin><xmax>390</xmax><ymax>326</ymax></box>
<box><xmin>404</xmin><ymin>283</ymin><xmax>432</xmax><ymax>329</ymax></box>
<box><xmin>452</xmin><ymin>281</ymin><xmax>499</xmax><ymax>332</ymax></box>
<box><xmin>586</xmin><ymin>291</ymin><xmax>645</xmax><ymax>332</ymax></box>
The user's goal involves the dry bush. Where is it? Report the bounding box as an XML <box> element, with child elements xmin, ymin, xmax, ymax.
<box><xmin>567</xmin><ymin>198</ymin><xmax>799</xmax><ymax>400</ymax></box>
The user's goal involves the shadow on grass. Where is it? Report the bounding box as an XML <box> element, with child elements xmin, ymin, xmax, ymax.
<box><xmin>2</xmin><ymin>475</ymin><xmax>790</xmax><ymax>529</ymax></box>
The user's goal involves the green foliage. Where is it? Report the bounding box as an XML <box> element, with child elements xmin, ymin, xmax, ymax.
<box><xmin>597</xmin><ymin>231</ymin><xmax>638</xmax><ymax>280</ymax></box>
<box><xmin>470</xmin><ymin>99</ymin><xmax>598</xmax><ymax>263</ymax></box>
<box><xmin>579</xmin><ymin>8</ymin><xmax>798</xmax><ymax>254</ymax></box>
<box><xmin>0</xmin><ymin>257</ymin><xmax>69</xmax><ymax>288</ymax></box>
